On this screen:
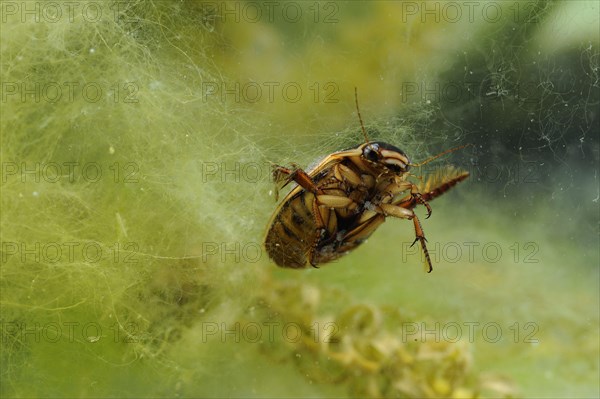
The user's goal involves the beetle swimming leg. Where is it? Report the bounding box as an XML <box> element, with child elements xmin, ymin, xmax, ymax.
<box><xmin>378</xmin><ymin>203</ymin><xmax>433</xmax><ymax>273</ymax></box>
<box><xmin>409</xmin><ymin>214</ymin><xmax>433</xmax><ymax>273</ymax></box>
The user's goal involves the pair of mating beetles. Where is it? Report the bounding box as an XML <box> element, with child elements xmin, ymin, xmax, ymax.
<box><xmin>264</xmin><ymin>89</ymin><xmax>469</xmax><ymax>272</ymax></box>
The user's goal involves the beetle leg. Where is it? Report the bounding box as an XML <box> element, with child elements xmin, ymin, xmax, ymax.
<box><xmin>315</xmin><ymin>195</ymin><xmax>355</xmax><ymax>209</ymax></box>
<box><xmin>343</xmin><ymin>213</ymin><xmax>385</xmax><ymax>243</ymax></box>
<box><xmin>377</xmin><ymin>203</ymin><xmax>406</xmax><ymax>216</ymax></box>
<box><xmin>412</xmin><ymin>192</ymin><xmax>432</xmax><ymax>219</ymax></box>
<box><xmin>308</xmin><ymin>193</ymin><xmax>359</xmax><ymax>267</ymax></box>
<box><xmin>409</xmin><ymin>214</ymin><xmax>433</xmax><ymax>273</ymax></box>
<box><xmin>378</xmin><ymin>203</ymin><xmax>433</xmax><ymax>273</ymax></box>
<box><xmin>272</xmin><ymin>164</ymin><xmax>319</xmax><ymax>201</ymax></box>
<box><xmin>408</xmin><ymin>182</ymin><xmax>432</xmax><ymax>218</ymax></box>
<box><xmin>378</xmin><ymin>180</ymin><xmax>412</xmax><ymax>203</ymax></box>
<box><xmin>333</xmin><ymin>164</ymin><xmax>362</xmax><ymax>187</ymax></box>
<box><xmin>383</xmin><ymin>181</ymin><xmax>432</xmax><ymax>219</ymax></box>
<box><xmin>413</xmin><ymin>167</ymin><xmax>470</xmax><ymax>202</ymax></box>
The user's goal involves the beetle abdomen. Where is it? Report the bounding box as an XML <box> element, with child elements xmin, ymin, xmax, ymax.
<box><xmin>264</xmin><ymin>191</ymin><xmax>317</xmax><ymax>268</ymax></box>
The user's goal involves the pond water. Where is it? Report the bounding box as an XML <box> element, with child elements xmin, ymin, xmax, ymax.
<box><xmin>1</xmin><ymin>1</ymin><xmax>598</xmax><ymax>398</ymax></box>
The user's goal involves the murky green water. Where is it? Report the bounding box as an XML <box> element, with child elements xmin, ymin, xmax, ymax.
<box><xmin>1</xmin><ymin>1</ymin><xmax>598</xmax><ymax>398</ymax></box>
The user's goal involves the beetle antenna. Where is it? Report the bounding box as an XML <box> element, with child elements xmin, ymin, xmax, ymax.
<box><xmin>355</xmin><ymin>87</ymin><xmax>370</xmax><ymax>143</ymax></box>
<box><xmin>409</xmin><ymin>144</ymin><xmax>473</xmax><ymax>167</ymax></box>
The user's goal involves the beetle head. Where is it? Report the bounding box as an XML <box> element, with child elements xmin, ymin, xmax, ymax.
<box><xmin>360</xmin><ymin>142</ymin><xmax>411</xmax><ymax>173</ymax></box>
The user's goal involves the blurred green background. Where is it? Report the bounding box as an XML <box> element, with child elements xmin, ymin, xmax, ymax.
<box><xmin>1</xmin><ymin>1</ymin><xmax>598</xmax><ymax>398</ymax></box>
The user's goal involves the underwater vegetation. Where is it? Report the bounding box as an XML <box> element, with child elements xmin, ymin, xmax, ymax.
<box><xmin>1</xmin><ymin>0</ymin><xmax>598</xmax><ymax>398</ymax></box>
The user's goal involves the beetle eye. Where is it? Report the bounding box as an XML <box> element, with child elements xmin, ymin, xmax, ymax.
<box><xmin>363</xmin><ymin>145</ymin><xmax>380</xmax><ymax>162</ymax></box>
<box><xmin>387</xmin><ymin>164</ymin><xmax>402</xmax><ymax>173</ymax></box>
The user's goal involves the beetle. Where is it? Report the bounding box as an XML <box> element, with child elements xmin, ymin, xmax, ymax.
<box><xmin>264</xmin><ymin>88</ymin><xmax>469</xmax><ymax>272</ymax></box>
